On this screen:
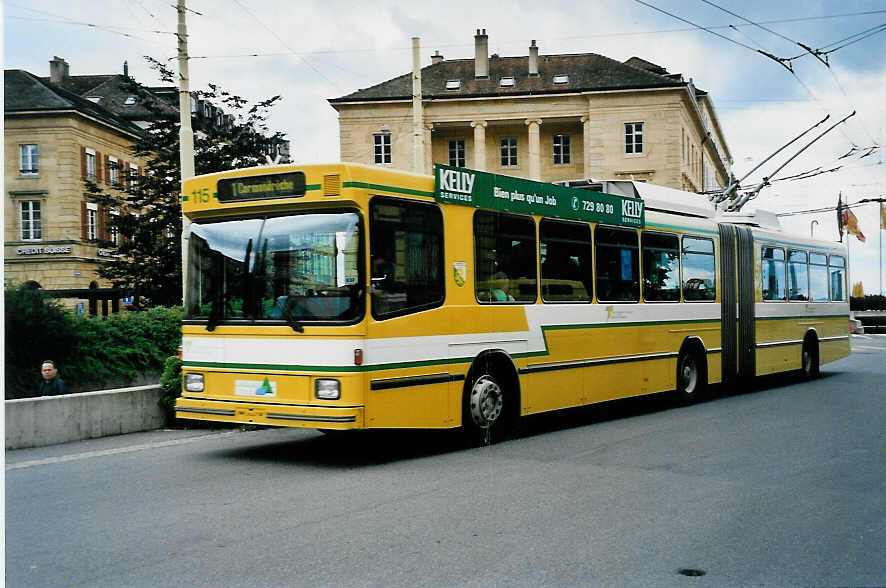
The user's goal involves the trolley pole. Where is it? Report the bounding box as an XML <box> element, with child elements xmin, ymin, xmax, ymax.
<box><xmin>178</xmin><ymin>0</ymin><xmax>195</xmax><ymax>304</ymax></box>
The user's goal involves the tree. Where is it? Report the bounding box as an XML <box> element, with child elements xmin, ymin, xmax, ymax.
<box><xmin>86</xmin><ymin>58</ymin><xmax>287</xmax><ymax>307</ymax></box>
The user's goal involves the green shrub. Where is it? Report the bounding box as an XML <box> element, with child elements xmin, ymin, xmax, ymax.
<box><xmin>159</xmin><ymin>355</ymin><xmax>183</xmax><ymax>421</ymax></box>
<box><xmin>4</xmin><ymin>284</ymin><xmax>182</xmax><ymax>398</ymax></box>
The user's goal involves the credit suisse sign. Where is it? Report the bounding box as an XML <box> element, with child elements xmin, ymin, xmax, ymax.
<box><xmin>16</xmin><ymin>246</ymin><xmax>72</xmax><ymax>255</ymax></box>
<box><xmin>434</xmin><ymin>164</ymin><xmax>644</xmax><ymax>228</ymax></box>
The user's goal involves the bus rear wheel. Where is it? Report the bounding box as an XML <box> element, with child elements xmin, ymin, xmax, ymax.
<box><xmin>801</xmin><ymin>339</ymin><xmax>820</xmax><ymax>380</ymax></box>
<box><xmin>675</xmin><ymin>350</ymin><xmax>706</xmax><ymax>405</ymax></box>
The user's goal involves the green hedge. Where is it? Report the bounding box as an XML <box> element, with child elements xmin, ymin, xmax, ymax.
<box><xmin>4</xmin><ymin>284</ymin><xmax>182</xmax><ymax>399</ymax></box>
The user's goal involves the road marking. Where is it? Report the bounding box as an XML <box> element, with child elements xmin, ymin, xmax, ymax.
<box><xmin>6</xmin><ymin>430</ymin><xmax>241</xmax><ymax>471</ymax></box>
<box><xmin>852</xmin><ymin>345</ymin><xmax>886</xmax><ymax>351</ymax></box>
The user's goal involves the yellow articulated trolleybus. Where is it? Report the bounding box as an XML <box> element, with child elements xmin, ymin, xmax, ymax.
<box><xmin>175</xmin><ymin>162</ymin><xmax>851</xmax><ymax>441</ymax></box>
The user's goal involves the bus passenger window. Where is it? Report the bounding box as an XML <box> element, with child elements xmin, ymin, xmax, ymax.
<box><xmin>474</xmin><ymin>211</ymin><xmax>537</xmax><ymax>303</ymax></box>
<box><xmin>828</xmin><ymin>255</ymin><xmax>846</xmax><ymax>301</ymax></box>
<box><xmin>595</xmin><ymin>226</ymin><xmax>639</xmax><ymax>302</ymax></box>
<box><xmin>682</xmin><ymin>236</ymin><xmax>715</xmax><ymax>301</ymax></box>
<box><xmin>788</xmin><ymin>250</ymin><xmax>809</xmax><ymax>301</ymax></box>
<box><xmin>369</xmin><ymin>197</ymin><xmax>444</xmax><ymax>319</ymax></box>
<box><xmin>809</xmin><ymin>252</ymin><xmax>828</xmax><ymax>302</ymax></box>
<box><xmin>642</xmin><ymin>232</ymin><xmax>680</xmax><ymax>302</ymax></box>
<box><xmin>762</xmin><ymin>246</ymin><xmax>786</xmax><ymax>301</ymax></box>
<box><xmin>540</xmin><ymin>219</ymin><xmax>591</xmax><ymax>302</ymax></box>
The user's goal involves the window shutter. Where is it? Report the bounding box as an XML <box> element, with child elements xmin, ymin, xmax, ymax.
<box><xmin>98</xmin><ymin>205</ymin><xmax>107</xmax><ymax>241</ymax></box>
<box><xmin>104</xmin><ymin>154</ymin><xmax>110</xmax><ymax>183</ymax></box>
<box><xmin>96</xmin><ymin>152</ymin><xmax>103</xmax><ymax>184</ymax></box>
<box><xmin>81</xmin><ymin>147</ymin><xmax>87</xmax><ymax>179</ymax></box>
<box><xmin>81</xmin><ymin>201</ymin><xmax>88</xmax><ymax>240</ymax></box>
<box><xmin>122</xmin><ymin>160</ymin><xmax>129</xmax><ymax>189</ymax></box>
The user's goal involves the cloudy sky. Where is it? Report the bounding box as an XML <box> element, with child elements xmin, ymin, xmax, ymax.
<box><xmin>5</xmin><ymin>0</ymin><xmax>885</xmax><ymax>293</ymax></box>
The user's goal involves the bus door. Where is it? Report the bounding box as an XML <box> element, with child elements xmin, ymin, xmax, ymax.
<box><xmin>718</xmin><ymin>224</ymin><xmax>756</xmax><ymax>382</ymax></box>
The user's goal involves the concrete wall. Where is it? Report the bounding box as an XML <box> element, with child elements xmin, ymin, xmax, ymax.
<box><xmin>6</xmin><ymin>384</ymin><xmax>166</xmax><ymax>449</ymax></box>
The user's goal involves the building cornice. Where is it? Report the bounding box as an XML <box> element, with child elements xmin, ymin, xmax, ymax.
<box><xmin>5</xmin><ymin>109</ymin><xmax>143</xmax><ymax>140</ymax></box>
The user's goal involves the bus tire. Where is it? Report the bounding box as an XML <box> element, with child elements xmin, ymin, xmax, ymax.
<box><xmin>675</xmin><ymin>348</ymin><xmax>706</xmax><ymax>405</ymax></box>
<box><xmin>801</xmin><ymin>337</ymin><xmax>820</xmax><ymax>380</ymax></box>
<box><xmin>463</xmin><ymin>369</ymin><xmax>515</xmax><ymax>444</ymax></box>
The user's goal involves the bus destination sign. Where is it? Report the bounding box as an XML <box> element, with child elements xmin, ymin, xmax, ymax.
<box><xmin>434</xmin><ymin>164</ymin><xmax>644</xmax><ymax>228</ymax></box>
<box><xmin>217</xmin><ymin>171</ymin><xmax>306</xmax><ymax>202</ymax></box>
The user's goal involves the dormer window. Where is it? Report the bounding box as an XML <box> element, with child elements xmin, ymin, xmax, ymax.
<box><xmin>124</xmin><ymin>95</ymin><xmax>137</xmax><ymax>105</ymax></box>
<box><xmin>553</xmin><ymin>74</ymin><xmax>569</xmax><ymax>84</ymax></box>
<box><xmin>499</xmin><ymin>76</ymin><xmax>515</xmax><ymax>87</ymax></box>
<box><xmin>445</xmin><ymin>79</ymin><xmax>462</xmax><ymax>90</ymax></box>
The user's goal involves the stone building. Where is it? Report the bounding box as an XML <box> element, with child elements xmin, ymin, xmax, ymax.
<box><xmin>5</xmin><ymin>57</ymin><xmax>291</xmax><ymax>313</ymax></box>
<box><xmin>329</xmin><ymin>30</ymin><xmax>731</xmax><ymax>192</ymax></box>
<box><xmin>4</xmin><ymin>66</ymin><xmax>146</xmax><ymax>311</ymax></box>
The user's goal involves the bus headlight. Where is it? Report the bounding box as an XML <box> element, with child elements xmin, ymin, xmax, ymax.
<box><xmin>184</xmin><ymin>373</ymin><xmax>204</xmax><ymax>392</ymax></box>
<box><xmin>315</xmin><ymin>379</ymin><xmax>340</xmax><ymax>400</ymax></box>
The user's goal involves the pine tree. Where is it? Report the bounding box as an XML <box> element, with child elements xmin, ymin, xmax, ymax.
<box><xmin>86</xmin><ymin>58</ymin><xmax>286</xmax><ymax>307</ymax></box>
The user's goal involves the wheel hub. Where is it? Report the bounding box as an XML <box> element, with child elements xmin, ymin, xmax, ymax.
<box><xmin>470</xmin><ymin>375</ymin><xmax>503</xmax><ymax>428</ymax></box>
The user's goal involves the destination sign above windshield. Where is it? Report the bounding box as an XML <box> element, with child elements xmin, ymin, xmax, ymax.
<box><xmin>217</xmin><ymin>172</ymin><xmax>306</xmax><ymax>202</ymax></box>
<box><xmin>434</xmin><ymin>164</ymin><xmax>643</xmax><ymax>228</ymax></box>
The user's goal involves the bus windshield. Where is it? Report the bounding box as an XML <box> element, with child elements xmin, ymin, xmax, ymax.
<box><xmin>184</xmin><ymin>212</ymin><xmax>362</xmax><ymax>328</ymax></box>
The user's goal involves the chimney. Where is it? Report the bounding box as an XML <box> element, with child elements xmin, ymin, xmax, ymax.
<box><xmin>123</xmin><ymin>60</ymin><xmax>129</xmax><ymax>77</ymax></box>
<box><xmin>474</xmin><ymin>29</ymin><xmax>488</xmax><ymax>79</ymax></box>
<box><xmin>431</xmin><ymin>50</ymin><xmax>444</xmax><ymax>65</ymax></box>
<box><xmin>49</xmin><ymin>56</ymin><xmax>69</xmax><ymax>84</ymax></box>
<box><xmin>528</xmin><ymin>40</ymin><xmax>539</xmax><ymax>76</ymax></box>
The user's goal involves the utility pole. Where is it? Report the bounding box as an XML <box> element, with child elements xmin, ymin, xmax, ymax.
<box><xmin>178</xmin><ymin>0</ymin><xmax>195</xmax><ymax>304</ymax></box>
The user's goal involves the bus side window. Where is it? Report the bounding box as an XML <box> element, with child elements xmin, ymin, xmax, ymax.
<box><xmin>540</xmin><ymin>218</ymin><xmax>592</xmax><ymax>302</ymax></box>
<box><xmin>474</xmin><ymin>210</ymin><xmax>537</xmax><ymax>303</ymax></box>
<box><xmin>762</xmin><ymin>246</ymin><xmax>786</xmax><ymax>301</ymax></box>
<box><xmin>682</xmin><ymin>236</ymin><xmax>716</xmax><ymax>301</ymax></box>
<box><xmin>641</xmin><ymin>231</ymin><xmax>680</xmax><ymax>302</ymax></box>
<box><xmin>809</xmin><ymin>252</ymin><xmax>828</xmax><ymax>302</ymax></box>
<box><xmin>369</xmin><ymin>197</ymin><xmax>444</xmax><ymax>319</ymax></box>
<box><xmin>595</xmin><ymin>226</ymin><xmax>639</xmax><ymax>302</ymax></box>
<box><xmin>788</xmin><ymin>249</ymin><xmax>809</xmax><ymax>301</ymax></box>
<box><xmin>828</xmin><ymin>255</ymin><xmax>846</xmax><ymax>301</ymax></box>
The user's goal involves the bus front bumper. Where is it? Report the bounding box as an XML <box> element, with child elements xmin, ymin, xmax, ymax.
<box><xmin>175</xmin><ymin>397</ymin><xmax>364</xmax><ymax>430</ymax></box>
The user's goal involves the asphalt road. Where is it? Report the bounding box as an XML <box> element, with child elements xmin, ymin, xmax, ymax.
<box><xmin>6</xmin><ymin>334</ymin><xmax>886</xmax><ymax>587</ymax></box>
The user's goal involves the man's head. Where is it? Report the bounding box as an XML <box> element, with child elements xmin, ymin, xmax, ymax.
<box><xmin>41</xmin><ymin>360</ymin><xmax>58</xmax><ymax>381</ymax></box>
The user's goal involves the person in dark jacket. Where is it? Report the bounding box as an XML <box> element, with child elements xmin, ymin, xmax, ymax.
<box><xmin>39</xmin><ymin>360</ymin><xmax>69</xmax><ymax>396</ymax></box>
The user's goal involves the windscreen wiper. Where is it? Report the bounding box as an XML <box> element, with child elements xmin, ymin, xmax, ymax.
<box><xmin>279</xmin><ymin>301</ymin><xmax>305</xmax><ymax>333</ymax></box>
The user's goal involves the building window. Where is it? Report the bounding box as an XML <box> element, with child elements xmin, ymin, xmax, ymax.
<box><xmin>448</xmin><ymin>139</ymin><xmax>466</xmax><ymax>167</ymax></box>
<box><xmin>109</xmin><ymin>156</ymin><xmax>119</xmax><ymax>187</ymax></box>
<box><xmin>553</xmin><ymin>74</ymin><xmax>569</xmax><ymax>84</ymax></box>
<box><xmin>86</xmin><ymin>202</ymin><xmax>98</xmax><ymax>241</ymax></box>
<box><xmin>20</xmin><ymin>144</ymin><xmax>39</xmax><ymax>175</ymax></box>
<box><xmin>500</xmin><ymin>137</ymin><xmax>518</xmax><ymax>167</ymax></box>
<box><xmin>85</xmin><ymin>149</ymin><xmax>96</xmax><ymax>181</ymax></box>
<box><xmin>445</xmin><ymin>79</ymin><xmax>461</xmax><ymax>90</ymax></box>
<box><xmin>373</xmin><ymin>133</ymin><xmax>391</xmax><ymax>164</ymax></box>
<box><xmin>553</xmin><ymin>135</ymin><xmax>571</xmax><ymax>165</ymax></box>
<box><xmin>20</xmin><ymin>200</ymin><xmax>42</xmax><ymax>241</ymax></box>
<box><xmin>108</xmin><ymin>208</ymin><xmax>120</xmax><ymax>246</ymax></box>
<box><xmin>129</xmin><ymin>163</ymin><xmax>139</xmax><ymax>190</ymax></box>
<box><xmin>499</xmin><ymin>76</ymin><xmax>515</xmax><ymax>87</ymax></box>
<box><xmin>625</xmin><ymin>122</ymin><xmax>644</xmax><ymax>154</ymax></box>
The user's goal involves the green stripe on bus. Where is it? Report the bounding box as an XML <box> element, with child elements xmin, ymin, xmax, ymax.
<box><xmin>343</xmin><ymin>181</ymin><xmax>435</xmax><ymax>198</ymax></box>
